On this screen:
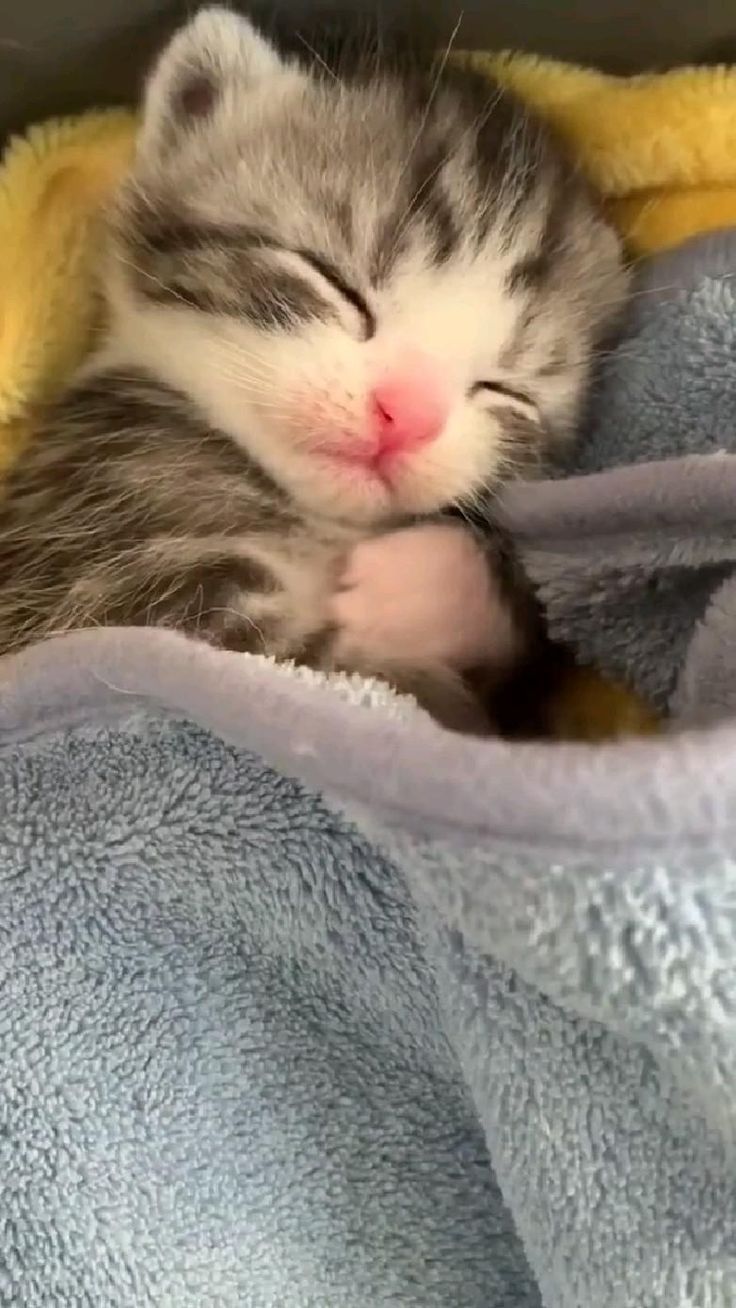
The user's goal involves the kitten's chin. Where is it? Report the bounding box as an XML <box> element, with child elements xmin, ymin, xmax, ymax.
<box><xmin>261</xmin><ymin>452</ymin><xmax>435</xmax><ymax>527</ymax></box>
<box><xmin>285</xmin><ymin>458</ymin><xmax>406</xmax><ymax>527</ymax></box>
<box><xmin>284</xmin><ymin>452</ymin><xmax>479</xmax><ymax>527</ymax></box>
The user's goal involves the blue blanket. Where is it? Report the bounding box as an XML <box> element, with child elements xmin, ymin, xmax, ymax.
<box><xmin>3</xmin><ymin>229</ymin><xmax>736</xmax><ymax>1307</ymax></box>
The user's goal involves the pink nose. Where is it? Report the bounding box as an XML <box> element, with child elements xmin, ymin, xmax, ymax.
<box><xmin>369</xmin><ymin>371</ymin><xmax>447</xmax><ymax>457</ymax></box>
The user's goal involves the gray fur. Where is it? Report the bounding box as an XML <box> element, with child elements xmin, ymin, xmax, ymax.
<box><xmin>0</xmin><ymin>8</ymin><xmax>628</xmax><ymax>711</ymax></box>
<box><xmin>0</xmin><ymin>369</ymin><xmax>365</xmax><ymax>675</ymax></box>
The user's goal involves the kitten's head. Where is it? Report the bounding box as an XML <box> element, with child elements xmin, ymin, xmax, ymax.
<box><xmin>106</xmin><ymin>6</ymin><xmax>627</xmax><ymax>525</ymax></box>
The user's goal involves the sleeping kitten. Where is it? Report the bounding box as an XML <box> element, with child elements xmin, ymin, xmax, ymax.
<box><xmin>0</xmin><ymin>7</ymin><xmax>628</xmax><ymax>729</ymax></box>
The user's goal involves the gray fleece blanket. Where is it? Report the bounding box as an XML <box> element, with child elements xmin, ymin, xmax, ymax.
<box><xmin>2</xmin><ymin>229</ymin><xmax>736</xmax><ymax>1308</ymax></box>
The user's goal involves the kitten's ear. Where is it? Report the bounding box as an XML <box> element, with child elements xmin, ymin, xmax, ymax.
<box><xmin>139</xmin><ymin>7</ymin><xmax>283</xmax><ymax>156</ymax></box>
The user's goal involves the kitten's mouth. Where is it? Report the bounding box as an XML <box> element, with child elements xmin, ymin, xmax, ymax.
<box><xmin>319</xmin><ymin>448</ymin><xmax>401</xmax><ymax>498</ymax></box>
<box><xmin>314</xmin><ymin>440</ymin><xmax>447</xmax><ymax>519</ymax></box>
<box><xmin>323</xmin><ymin>448</ymin><xmax>391</xmax><ymax>480</ymax></box>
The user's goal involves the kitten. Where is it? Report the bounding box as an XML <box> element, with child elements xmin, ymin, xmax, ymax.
<box><xmin>0</xmin><ymin>7</ymin><xmax>628</xmax><ymax>729</ymax></box>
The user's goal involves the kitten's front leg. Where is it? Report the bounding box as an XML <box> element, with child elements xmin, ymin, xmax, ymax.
<box><xmin>328</xmin><ymin>522</ymin><xmax>524</xmax><ymax>676</ymax></box>
<box><xmin>326</xmin><ymin>523</ymin><xmax>659</xmax><ymax>741</ymax></box>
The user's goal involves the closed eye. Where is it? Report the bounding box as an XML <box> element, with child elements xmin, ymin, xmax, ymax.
<box><xmin>472</xmin><ymin>380</ymin><xmax>534</xmax><ymax>407</ymax></box>
<box><xmin>294</xmin><ymin>250</ymin><xmax>376</xmax><ymax>340</ymax></box>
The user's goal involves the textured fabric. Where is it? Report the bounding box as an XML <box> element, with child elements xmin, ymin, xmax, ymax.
<box><xmin>467</xmin><ymin>52</ymin><xmax>736</xmax><ymax>255</ymax></box>
<box><xmin>1</xmin><ymin>701</ymin><xmax>529</xmax><ymax>1308</ymax></box>
<box><xmin>504</xmin><ymin>228</ymin><xmax>736</xmax><ymax>713</ymax></box>
<box><xmin>3</xmin><ymin>240</ymin><xmax>736</xmax><ymax>1307</ymax></box>
<box><xmin>0</xmin><ymin>110</ymin><xmax>135</xmax><ymax>441</ymax></box>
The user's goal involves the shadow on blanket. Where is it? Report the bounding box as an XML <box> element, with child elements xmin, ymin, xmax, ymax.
<box><xmin>2</xmin><ymin>236</ymin><xmax>736</xmax><ymax>1307</ymax></box>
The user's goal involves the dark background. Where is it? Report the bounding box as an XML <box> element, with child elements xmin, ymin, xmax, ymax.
<box><xmin>2</xmin><ymin>0</ymin><xmax>736</xmax><ymax>138</ymax></box>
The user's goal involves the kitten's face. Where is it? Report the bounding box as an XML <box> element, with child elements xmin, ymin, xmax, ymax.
<box><xmin>107</xmin><ymin>7</ymin><xmax>627</xmax><ymax>526</ymax></box>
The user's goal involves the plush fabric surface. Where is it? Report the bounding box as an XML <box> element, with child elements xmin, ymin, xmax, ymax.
<box><xmin>466</xmin><ymin>52</ymin><xmax>736</xmax><ymax>255</ymax></box>
<box><xmin>506</xmin><ymin>227</ymin><xmax>736</xmax><ymax>716</ymax></box>
<box><xmin>3</xmin><ymin>230</ymin><xmax>736</xmax><ymax>1306</ymax></box>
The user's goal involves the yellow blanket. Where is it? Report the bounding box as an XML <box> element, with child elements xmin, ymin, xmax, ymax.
<box><xmin>2</xmin><ymin>55</ymin><xmax>736</xmax><ymax>469</ymax></box>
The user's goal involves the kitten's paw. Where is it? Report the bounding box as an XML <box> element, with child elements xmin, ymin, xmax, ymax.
<box><xmin>329</xmin><ymin>523</ymin><xmax>518</xmax><ymax>668</ymax></box>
